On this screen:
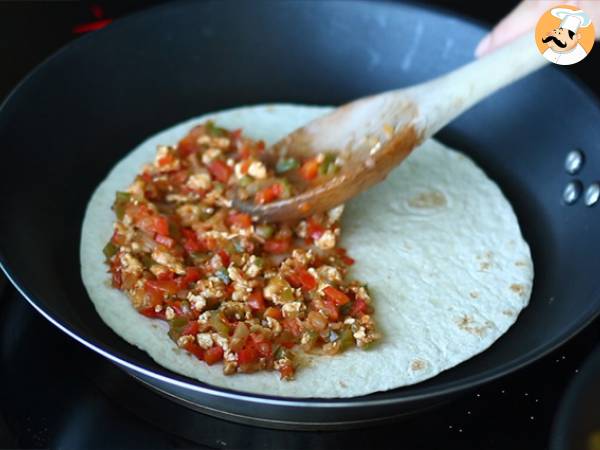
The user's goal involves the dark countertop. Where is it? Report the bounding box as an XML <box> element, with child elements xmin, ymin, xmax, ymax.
<box><xmin>0</xmin><ymin>1</ymin><xmax>598</xmax><ymax>449</ymax></box>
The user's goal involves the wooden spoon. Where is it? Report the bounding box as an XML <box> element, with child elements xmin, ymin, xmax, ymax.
<box><xmin>234</xmin><ymin>32</ymin><xmax>547</xmax><ymax>222</ymax></box>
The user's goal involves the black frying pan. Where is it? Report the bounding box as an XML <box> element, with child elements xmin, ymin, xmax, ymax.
<box><xmin>1</xmin><ymin>1</ymin><xmax>599</xmax><ymax>430</ymax></box>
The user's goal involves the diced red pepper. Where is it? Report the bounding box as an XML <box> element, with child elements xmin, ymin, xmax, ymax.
<box><xmin>307</xmin><ymin>217</ymin><xmax>325</xmax><ymax>240</ymax></box>
<box><xmin>179</xmin><ymin>267</ymin><xmax>202</xmax><ymax>287</ymax></box>
<box><xmin>300</xmin><ymin>158</ymin><xmax>319</xmax><ymax>180</ymax></box>
<box><xmin>177</xmin><ymin>125</ymin><xmax>205</xmax><ymax>157</ymax></box>
<box><xmin>155</xmin><ymin>233</ymin><xmax>175</xmax><ymax>248</ymax></box>
<box><xmin>230</xmin><ymin>128</ymin><xmax>243</xmax><ymax>143</ymax></box>
<box><xmin>218</xmin><ymin>249</ymin><xmax>230</xmax><ymax>267</ymax></box>
<box><xmin>321</xmin><ymin>299</ymin><xmax>339</xmax><ymax>321</ymax></box>
<box><xmin>247</xmin><ymin>289</ymin><xmax>265</xmax><ymax>311</ymax></box>
<box><xmin>254</xmin><ymin>183</ymin><xmax>283</xmax><ymax>204</ymax></box>
<box><xmin>204</xmin><ymin>346</ymin><xmax>224</xmax><ymax>365</ymax></box>
<box><xmin>169</xmin><ymin>169</ymin><xmax>189</xmax><ymax>186</ymax></box>
<box><xmin>336</xmin><ymin>248</ymin><xmax>355</xmax><ymax>265</ymax></box>
<box><xmin>264</xmin><ymin>238</ymin><xmax>291</xmax><ymax>254</ymax></box>
<box><xmin>287</xmin><ymin>268</ymin><xmax>316</xmax><ymax>291</ymax></box>
<box><xmin>180</xmin><ymin>320</ymin><xmax>199</xmax><ymax>337</ymax></box>
<box><xmin>139</xmin><ymin>306</ymin><xmax>166</xmax><ymax>319</ymax></box>
<box><xmin>282</xmin><ymin>318</ymin><xmax>303</xmax><ymax>337</ymax></box>
<box><xmin>146</xmin><ymin>279</ymin><xmax>179</xmax><ymax>297</ymax></box>
<box><xmin>157</xmin><ymin>152</ymin><xmax>175</xmax><ymax>167</ymax></box>
<box><xmin>153</xmin><ymin>215</ymin><xmax>170</xmax><ymax>236</ymax></box>
<box><xmin>324</xmin><ymin>286</ymin><xmax>350</xmax><ymax>306</ymax></box>
<box><xmin>238</xmin><ymin>342</ymin><xmax>259</xmax><ymax>365</ymax></box>
<box><xmin>227</xmin><ymin>212</ymin><xmax>253</xmax><ymax>228</ymax></box>
<box><xmin>183</xmin><ymin>341</ymin><xmax>205</xmax><ymax>361</ymax></box>
<box><xmin>111</xmin><ymin>228</ymin><xmax>126</xmax><ymax>246</ymax></box>
<box><xmin>156</xmin><ymin>270</ymin><xmax>175</xmax><ymax>281</ymax></box>
<box><xmin>350</xmin><ymin>298</ymin><xmax>369</xmax><ymax>317</ymax></box>
<box><xmin>278</xmin><ymin>361</ymin><xmax>295</xmax><ymax>379</ymax></box>
<box><xmin>250</xmin><ymin>333</ymin><xmax>272</xmax><ymax>357</ymax></box>
<box><xmin>110</xmin><ymin>259</ymin><xmax>122</xmax><ymax>288</ymax></box>
<box><xmin>264</xmin><ymin>307</ymin><xmax>283</xmax><ymax>320</ymax></box>
<box><xmin>208</xmin><ymin>159</ymin><xmax>232</xmax><ymax>183</ymax></box>
<box><xmin>181</xmin><ymin>228</ymin><xmax>204</xmax><ymax>253</ymax></box>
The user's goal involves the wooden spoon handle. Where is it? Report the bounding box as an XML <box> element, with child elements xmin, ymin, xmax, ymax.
<box><xmin>407</xmin><ymin>31</ymin><xmax>548</xmax><ymax>138</ymax></box>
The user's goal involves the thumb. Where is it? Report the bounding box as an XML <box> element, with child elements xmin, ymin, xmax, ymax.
<box><xmin>475</xmin><ymin>1</ymin><xmax>550</xmax><ymax>57</ymax></box>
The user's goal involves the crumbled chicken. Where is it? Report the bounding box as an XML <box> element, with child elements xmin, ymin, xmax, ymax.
<box><xmin>196</xmin><ymin>333</ymin><xmax>213</xmax><ymax>349</ymax></box>
<box><xmin>165</xmin><ymin>306</ymin><xmax>175</xmax><ymax>320</ymax></box>
<box><xmin>281</xmin><ymin>302</ymin><xmax>305</xmax><ymax>319</ymax></box>
<box><xmin>186</xmin><ymin>171</ymin><xmax>212</xmax><ymax>190</ymax></box>
<box><xmin>177</xmin><ymin>335</ymin><xmax>194</xmax><ymax>347</ymax></box>
<box><xmin>187</xmin><ymin>292</ymin><xmax>207</xmax><ymax>312</ymax></box>
<box><xmin>176</xmin><ymin>204</ymin><xmax>202</xmax><ymax>226</ymax></box>
<box><xmin>151</xmin><ymin>249</ymin><xmax>186</xmax><ymax>274</ymax></box>
<box><xmin>119</xmin><ymin>253</ymin><xmax>143</xmax><ymax>276</ymax></box>
<box><xmin>247</xmin><ymin>160</ymin><xmax>267</xmax><ymax>179</ymax></box>
<box><xmin>315</xmin><ymin>230</ymin><xmax>336</xmax><ymax>250</ymax></box>
<box><xmin>201</xmin><ymin>148</ymin><xmax>222</xmax><ymax>165</ymax></box>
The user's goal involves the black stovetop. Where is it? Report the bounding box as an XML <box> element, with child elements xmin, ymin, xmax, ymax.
<box><xmin>1</xmin><ymin>2</ymin><xmax>599</xmax><ymax>449</ymax></box>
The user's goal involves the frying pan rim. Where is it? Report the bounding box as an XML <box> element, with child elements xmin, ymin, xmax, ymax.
<box><xmin>1</xmin><ymin>0</ymin><xmax>599</xmax><ymax>408</ymax></box>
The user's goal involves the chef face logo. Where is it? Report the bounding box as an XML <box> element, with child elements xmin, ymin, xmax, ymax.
<box><xmin>535</xmin><ymin>5</ymin><xmax>595</xmax><ymax>65</ymax></box>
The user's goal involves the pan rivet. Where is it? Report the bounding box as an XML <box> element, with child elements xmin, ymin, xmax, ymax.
<box><xmin>563</xmin><ymin>180</ymin><xmax>582</xmax><ymax>205</ymax></box>
<box><xmin>565</xmin><ymin>149</ymin><xmax>584</xmax><ymax>174</ymax></box>
<box><xmin>584</xmin><ymin>182</ymin><xmax>600</xmax><ymax>207</ymax></box>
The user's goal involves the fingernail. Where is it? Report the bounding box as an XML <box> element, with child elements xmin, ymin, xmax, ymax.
<box><xmin>475</xmin><ymin>34</ymin><xmax>491</xmax><ymax>57</ymax></box>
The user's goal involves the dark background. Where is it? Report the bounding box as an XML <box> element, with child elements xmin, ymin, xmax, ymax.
<box><xmin>0</xmin><ymin>1</ymin><xmax>598</xmax><ymax>449</ymax></box>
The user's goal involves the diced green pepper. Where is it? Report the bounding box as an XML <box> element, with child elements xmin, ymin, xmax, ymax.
<box><xmin>191</xmin><ymin>252</ymin><xmax>211</xmax><ymax>263</ymax></box>
<box><xmin>103</xmin><ymin>241</ymin><xmax>118</xmax><ymax>259</ymax></box>
<box><xmin>277</xmin><ymin>178</ymin><xmax>293</xmax><ymax>198</ymax></box>
<box><xmin>238</xmin><ymin>175</ymin><xmax>253</xmax><ymax>187</ymax></box>
<box><xmin>206</xmin><ymin>120</ymin><xmax>227</xmax><ymax>137</ymax></box>
<box><xmin>318</xmin><ymin>153</ymin><xmax>338</xmax><ymax>176</ymax></box>
<box><xmin>168</xmin><ymin>316</ymin><xmax>189</xmax><ymax>341</ymax></box>
<box><xmin>255</xmin><ymin>224</ymin><xmax>274</xmax><ymax>239</ymax></box>
<box><xmin>210</xmin><ymin>313</ymin><xmax>230</xmax><ymax>337</ymax></box>
<box><xmin>339</xmin><ymin>328</ymin><xmax>355</xmax><ymax>351</ymax></box>
<box><xmin>168</xmin><ymin>221</ymin><xmax>181</xmax><ymax>240</ymax></box>
<box><xmin>252</xmin><ymin>256</ymin><xmax>264</xmax><ymax>268</ymax></box>
<box><xmin>140</xmin><ymin>253</ymin><xmax>154</xmax><ymax>268</ymax></box>
<box><xmin>276</xmin><ymin>158</ymin><xmax>299</xmax><ymax>174</ymax></box>
<box><xmin>281</xmin><ymin>287</ymin><xmax>295</xmax><ymax>302</ymax></box>
<box><xmin>112</xmin><ymin>191</ymin><xmax>131</xmax><ymax>220</ymax></box>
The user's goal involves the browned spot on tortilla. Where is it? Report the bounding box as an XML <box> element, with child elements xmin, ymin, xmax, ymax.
<box><xmin>411</xmin><ymin>359</ymin><xmax>426</xmax><ymax>371</ymax></box>
<box><xmin>457</xmin><ymin>315</ymin><xmax>493</xmax><ymax>337</ymax></box>
<box><xmin>457</xmin><ymin>315</ymin><xmax>473</xmax><ymax>328</ymax></box>
<box><xmin>408</xmin><ymin>191</ymin><xmax>447</xmax><ymax>209</ymax></box>
<box><xmin>502</xmin><ymin>309</ymin><xmax>515</xmax><ymax>316</ymax></box>
<box><xmin>469</xmin><ymin>291</ymin><xmax>480</xmax><ymax>299</ymax></box>
<box><xmin>339</xmin><ymin>381</ymin><xmax>348</xmax><ymax>388</ymax></box>
<box><xmin>510</xmin><ymin>284</ymin><xmax>526</xmax><ymax>295</ymax></box>
<box><xmin>515</xmin><ymin>261</ymin><xmax>528</xmax><ymax>267</ymax></box>
<box><xmin>484</xmin><ymin>251</ymin><xmax>493</xmax><ymax>259</ymax></box>
<box><xmin>480</xmin><ymin>262</ymin><xmax>491</xmax><ymax>271</ymax></box>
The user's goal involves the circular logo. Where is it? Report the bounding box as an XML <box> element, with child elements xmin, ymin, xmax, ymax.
<box><xmin>535</xmin><ymin>4</ymin><xmax>595</xmax><ymax>65</ymax></box>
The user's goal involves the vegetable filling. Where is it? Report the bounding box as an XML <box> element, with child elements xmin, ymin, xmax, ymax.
<box><xmin>104</xmin><ymin>122</ymin><xmax>379</xmax><ymax>379</ymax></box>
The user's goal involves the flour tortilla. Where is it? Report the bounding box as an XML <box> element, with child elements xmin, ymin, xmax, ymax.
<box><xmin>80</xmin><ymin>104</ymin><xmax>533</xmax><ymax>398</ymax></box>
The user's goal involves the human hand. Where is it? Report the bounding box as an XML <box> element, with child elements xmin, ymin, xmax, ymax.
<box><xmin>475</xmin><ymin>0</ymin><xmax>600</xmax><ymax>57</ymax></box>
